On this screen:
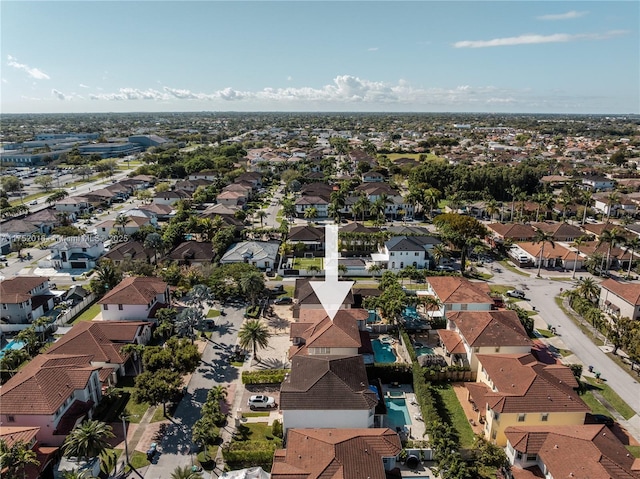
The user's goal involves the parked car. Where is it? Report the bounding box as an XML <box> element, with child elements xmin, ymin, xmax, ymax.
<box><xmin>506</xmin><ymin>289</ymin><xmax>526</xmax><ymax>299</ymax></box>
<box><xmin>247</xmin><ymin>395</ymin><xmax>276</xmax><ymax>410</ymax></box>
<box><xmin>29</xmin><ymin>200</ymin><xmax>38</xmax><ymax>205</ymax></box>
<box><xmin>274</xmin><ymin>296</ymin><xmax>293</xmax><ymax>305</ymax></box>
<box><xmin>436</xmin><ymin>265</ymin><xmax>455</xmax><ymax>272</ymax></box>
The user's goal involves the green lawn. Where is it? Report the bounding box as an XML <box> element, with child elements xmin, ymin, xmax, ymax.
<box><xmin>536</xmin><ymin>329</ymin><xmax>554</xmax><ymax>338</ymax></box>
<box><xmin>579</xmin><ymin>390</ymin><xmax>612</xmax><ymax>417</ymax></box>
<box><xmin>71</xmin><ymin>302</ymin><xmax>101</xmax><ymax>323</ymax></box>
<box><xmin>489</xmin><ymin>285</ymin><xmax>511</xmax><ymax>295</ymax></box>
<box><xmin>126</xmin><ymin>451</ymin><xmax>150</xmax><ymax>471</ymax></box>
<box><xmin>233</xmin><ymin>422</ymin><xmax>280</xmax><ymax>442</ymax></box>
<box><xmin>433</xmin><ymin>384</ymin><xmax>475</xmax><ymax>448</ymax></box>
<box><xmin>627</xmin><ymin>446</ymin><xmax>640</xmax><ymax>458</ymax></box>
<box><xmin>498</xmin><ymin>260</ymin><xmax>530</xmax><ymax>277</ymax></box>
<box><xmin>584</xmin><ymin>378</ymin><xmax>636</xmax><ymax>420</ymax></box>
<box><xmin>242</xmin><ymin>412</ymin><xmax>270</xmax><ymax>418</ymax></box>
<box><xmin>292</xmin><ymin>257</ymin><xmax>323</xmax><ymax>270</ymax></box>
<box><xmin>207</xmin><ymin>309</ymin><xmax>221</xmax><ymax>318</ymax></box>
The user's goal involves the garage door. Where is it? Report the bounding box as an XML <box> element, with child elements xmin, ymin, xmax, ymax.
<box><xmin>70</xmin><ymin>261</ymin><xmax>86</xmax><ymax>268</ymax></box>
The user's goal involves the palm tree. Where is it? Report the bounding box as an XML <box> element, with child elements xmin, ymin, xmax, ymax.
<box><xmin>256</xmin><ymin>210</ymin><xmax>267</xmax><ymax>227</ymax></box>
<box><xmin>575</xmin><ymin>277</ymin><xmax>599</xmax><ymax>303</ymax></box>
<box><xmin>605</xmin><ymin>191</ymin><xmax>620</xmax><ymax>222</ymax></box>
<box><xmin>62</xmin><ymin>420</ymin><xmax>114</xmax><ymax>464</ymax></box>
<box><xmin>328</xmin><ymin>202</ymin><xmax>341</xmax><ymax>223</ymax></box>
<box><xmin>598</xmin><ymin>228</ymin><xmax>624</xmax><ymax>273</ymax></box>
<box><xmin>367</xmin><ymin>263</ymin><xmax>382</xmax><ymax>278</ymax></box>
<box><xmin>114</xmin><ymin>215</ymin><xmax>129</xmax><ymax>232</ymax></box>
<box><xmin>570</xmin><ymin>236</ymin><xmax>588</xmax><ymax>279</ymax></box>
<box><xmin>486</xmin><ymin>199</ymin><xmax>499</xmax><ymax>222</ymax></box>
<box><xmin>240</xmin><ymin>271</ymin><xmax>265</xmax><ymax>306</ymax></box>
<box><xmin>420</xmin><ymin>296</ymin><xmax>442</xmax><ymax>323</ymax></box>
<box><xmin>175</xmin><ymin>307</ymin><xmax>204</xmax><ymax>343</ymax></box>
<box><xmin>171</xmin><ymin>465</ymin><xmax>203</xmax><ymax>479</ymax></box>
<box><xmin>580</xmin><ymin>190</ymin><xmax>593</xmax><ymax>225</ymax></box>
<box><xmin>144</xmin><ymin>232</ymin><xmax>164</xmax><ymax>264</ymax></box>
<box><xmin>540</xmin><ymin>193</ymin><xmax>555</xmax><ymax>220</ymax></box>
<box><xmin>238</xmin><ymin>319</ymin><xmax>271</xmax><ymax>363</ymax></box>
<box><xmin>624</xmin><ymin>237</ymin><xmax>640</xmax><ymax>278</ymax></box>
<box><xmin>0</xmin><ymin>439</ymin><xmax>40</xmax><ymax>479</ymax></box>
<box><xmin>508</xmin><ymin>185</ymin><xmax>521</xmax><ymax>222</ymax></box>
<box><xmin>120</xmin><ymin>343</ymin><xmax>145</xmax><ymax>375</ymax></box>
<box><xmin>431</xmin><ymin>243</ymin><xmax>450</xmax><ymax>269</ymax></box>
<box><xmin>423</xmin><ymin>188</ymin><xmax>441</xmax><ymax>219</ymax></box>
<box><xmin>92</xmin><ymin>260</ymin><xmax>123</xmax><ymax>296</ymax></box>
<box><xmin>533</xmin><ymin>228</ymin><xmax>555</xmax><ymax>278</ymax></box>
<box><xmin>303</xmin><ymin>207</ymin><xmax>318</xmax><ymax>223</ymax></box>
<box><xmin>354</xmin><ymin>194</ymin><xmax>371</xmax><ymax>222</ymax></box>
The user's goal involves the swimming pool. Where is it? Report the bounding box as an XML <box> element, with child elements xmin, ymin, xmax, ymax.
<box><xmin>385</xmin><ymin>397</ymin><xmax>412</xmax><ymax>429</ymax></box>
<box><xmin>0</xmin><ymin>340</ymin><xmax>25</xmax><ymax>359</ymax></box>
<box><xmin>415</xmin><ymin>346</ymin><xmax>435</xmax><ymax>356</ymax></box>
<box><xmin>403</xmin><ymin>306</ymin><xmax>419</xmax><ymax>319</ymax></box>
<box><xmin>372</xmin><ymin>339</ymin><xmax>397</xmax><ymax>363</ymax></box>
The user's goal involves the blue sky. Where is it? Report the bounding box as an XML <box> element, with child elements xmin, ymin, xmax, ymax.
<box><xmin>2</xmin><ymin>1</ymin><xmax>638</xmax><ymax>114</ymax></box>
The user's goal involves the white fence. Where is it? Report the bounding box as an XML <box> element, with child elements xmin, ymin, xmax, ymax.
<box><xmin>55</xmin><ymin>293</ymin><xmax>97</xmax><ymax>326</ymax></box>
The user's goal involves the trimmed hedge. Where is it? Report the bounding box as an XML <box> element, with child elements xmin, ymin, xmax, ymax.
<box><xmin>366</xmin><ymin>363</ymin><xmax>412</xmax><ymax>384</ymax></box>
<box><xmin>222</xmin><ymin>440</ymin><xmax>279</xmax><ymax>469</ymax></box>
<box><xmin>242</xmin><ymin>369</ymin><xmax>289</xmax><ymax>385</ymax></box>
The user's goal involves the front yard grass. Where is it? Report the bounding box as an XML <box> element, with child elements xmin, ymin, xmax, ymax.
<box><xmin>498</xmin><ymin>260</ymin><xmax>530</xmax><ymax>277</ymax></box>
<box><xmin>126</xmin><ymin>451</ymin><xmax>150</xmax><ymax>471</ymax></box>
<box><xmin>292</xmin><ymin>257</ymin><xmax>323</xmax><ymax>270</ymax></box>
<box><xmin>579</xmin><ymin>389</ymin><xmax>613</xmax><ymax>417</ymax></box>
<box><xmin>626</xmin><ymin>446</ymin><xmax>640</xmax><ymax>458</ymax></box>
<box><xmin>71</xmin><ymin>302</ymin><xmax>101</xmax><ymax>323</ymax></box>
<box><xmin>432</xmin><ymin>383</ymin><xmax>475</xmax><ymax>448</ymax></box>
<box><xmin>536</xmin><ymin>329</ymin><xmax>554</xmax><ymax>338</ymax></box>
<box><xmin>207</xmin><ymin>309</ymin><xmax>221</xmax><ymax>318</ymax></box>
<box><xmin>583</xmin><ymin>378</ymin><xmax>635</xmax><ymax>420</ymax></box>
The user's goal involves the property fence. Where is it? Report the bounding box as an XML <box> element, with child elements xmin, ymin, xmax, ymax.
<box><xmin>55</xmin><ymin>293</ymin><xmax>97</xmax><ymax>326</ymax></box>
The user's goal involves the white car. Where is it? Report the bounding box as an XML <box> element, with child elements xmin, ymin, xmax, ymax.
<box><xmin>247</xmin><ymin>395</ymin><xmax>276</xmax><ymax>410</ymax></box>
<box><xmin>506</xmin><ymin>289</ymin><xmax>526</xmax><ymax>299</ymax></box>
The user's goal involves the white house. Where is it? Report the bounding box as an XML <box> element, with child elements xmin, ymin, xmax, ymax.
<box><xmin>54</xmin><ymin>196</ymin><xmax>92</xmax><ymax>216</ymax></box>
<box><xmin>50</xmin><ymin>237</ymin><xmax>104</xmax><ymax>270</ymax></box>
<box><xmin>0</xmin><ymin>276</ymin><xmax>53</xmax><ymax>327</ymax></box>
<box><xmin>599</xmin><ymin>278</ymin><xmax>640</xmax><ymax>321</ymax></box>
<box><xmin>370</xmin><ymin>235</ymin><xmax>440</xmax><ymax>271</ymax></box>
<box><xmin>420</xmin><ymin>277</ymin><xmax>494</xmax><ymax>318</ymax></box>
<box><xmin>279</xmin><ymin>355</ymin><xmax>378</xmax><ymax>433</ymax></box>
<box><xmin>98</xmin><ymin>276</ymin><xmax>170</xmax><ymax>321</ymax></box>
<box><xmin>220</xmin><ymin>241</ymin><xmax>280</xmax><ymax>270</ymax></box>
<box><xmin>581</xmin><ymin>175</ymin><xmax>616</xmax><ymax>192</ymax></box>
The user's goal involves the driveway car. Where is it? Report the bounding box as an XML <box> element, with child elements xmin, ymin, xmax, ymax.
<box><xmin>247</xmin><ymin>395</ymin><xmax>276</xmax><ymax>410</ymax></box>
<box><xmin>274</xmin><ymin>296</ymin><xmax>293</xmax><ymax>305</ymax></box>
<box><xmin>506</xmin><ymin>289</ymin><xmax>526</xmax><ymax>299</ymax></box>
<box><xmin>436</xmin><ymin>265</ymin><xmax>455</xmax><ymax>272</ymax></box>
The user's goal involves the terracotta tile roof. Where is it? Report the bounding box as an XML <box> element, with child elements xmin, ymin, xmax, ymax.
<box><xmin>0</xmin><ymin>354</ymin><xmax>98</xmax><ymax>415</ymax></box>
<box><xmin>505</xmin><ymin>425</ymin><xmax>640</xmax><ymax>479</ymax></box>
<box><xmin>516</xmin><ymin>241</ymin><xmax>573</xmax><ymax>260</ymax></box>
<box><xmin>0</xmin><ymin>426</ymin><xmax>40</xmax><ymax>447</ymax></box>
<box><xmin>531</xmin><ymin>221</ymin><xmax>584</xmax><ymax>240</ymax></box>
<box><xmin>294</xmin><ymin>279</ymin><xmax>354</xmax><ymax>306</ymax></box>
<box><xmin>447</xmin><ymin>310</ymin><xmax>532</xmax><ymax>348</ymax></box>
<box><xmin>487</xmin><ymin>223</ymin><xmax>537</xmax><ymax>241</ymax></box>
<box><xmin>288</xmin><ymin>225</ymin><xmax>325</xmax><ymax>242</ymax></box>
<box><xmin>99</xmin><ymin>276</ymin><xmax>167</xmax><ymax>305</ymax></box>
<box><xmin>280</xmin><ymin>355</ymin><xmax>377</xmax><ymax>410</ymax></box>
<box><xmin>271</xmin><ymin>428</ymin><xmax>402</xmax><ymax>479</ymax></box>
<box><xmin>289</xmin><ymin>311</ymin><xmax>363</xmax><ymax>357</ymax></box>
<box><xmin>45</xmin><ymin>321</ymin><xmax>150</xmax><ymax>363</ymax></box>
<box><xmin>600</xmin><ymin>278</ymin><xmax>640</xmax><ymax>306</ymax></box>
<box><xmin>471</xmin><ymin>354</ymin><xmax>588</xmax><ymax>414</ymax></box>
<box><xmin>437</xmin><ymin>329</ymin><xmax>466</xmax><ymax>354</ymax></box>
<box><xmin>0</xmin><ymin>276</ymin><xmax>49</xmax><ymax>304</ymax></box>
<box><xmin>426</xmin><ymin>277</ymin><xmax>493</xmax><ymax>305</ymax></box>
<box><xmin>167</xmin><ymin>240</ymin><xmax>215</xmax><ymax>261</ymax></box>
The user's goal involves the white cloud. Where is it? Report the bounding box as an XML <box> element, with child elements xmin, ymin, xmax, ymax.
<box><xmin>90</xmin><ymin>88</ymin><xmax>172</xmax><ymax>101</ymax></box>
<box><xmin>287</xmin><ymin>76</ymin><xmax>293</xmax><ymax>81</ymax></box>
<box><xmin>368</xmin><ymin>47</ymin><xmax>379</xmax><ymax>51</ymax></box>
<box><xmin>537</xmin><ymin>10</ymin><xmax>589</xmax><ymax>21</ymax></box>
<box><xmin>79</xmin><ymin>83</ymin><xmax>89</xmax><ymax>88</ymax></box>
<box><xmin>453</xmin><ymin>30</ymin><xmax>627</xmax><ymax>48</ymax></box>
<box><xmin>1</xmin><ymin>78</ymin><xmax>7</xmax><ymax>84</ymax></box>
<box><xmin>52</xmin><ymin>89</ymin><xmax>70</xmax><ymax>101</ymax></box>
<box><xmin>7</xmin><ymin>55</ymin><xmax>50</xmax><ymax>80</ymax></box>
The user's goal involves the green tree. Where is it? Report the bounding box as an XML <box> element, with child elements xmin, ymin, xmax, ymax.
<box><xmin>175</xmin><ymin>307</ymin><xmax>204</xmax><ymax>343</ymax></box>
<box><xmin>433</xmin><ymin>213</ymin><xmax>487</xmax><ymax>273</ymax></box>
<box><xmin>120</xmin><ymin>343</ymin><xmax>145</xmax><ymax>375</ymax></box>
<box><xmin>0</xmin><ymin>439</ymin><xmax>40</xmax><ymax>479</ymax></box>
<box><xmin>598</xmin><ymin>227</ymin><xmax>625</xmax><ymax>273</ymax></box>
<box><xmin>571</xmin><ymin>236</ymin><xmax>588</xmax><ymax>280</ymax></box>
<box><xmin>238</xmin><ymin>319</ymin><xmax>271</xmax><ymax>362</ymax></box>
<box><xmin>133</xmin><ymin>369</ymin><xmax>182</xmax><ymax>416</ymax></box>
<box><xmin>533</xmin><ymin>228</ymin><xmax>555</xmax><ymax>278</ymax></box>
<box><xmin>62</xmin><ymin>420</ymin><xmax>114</xmax><ymax>464</ymax></box>
<box><xmin>0</xmin><ymin>175</ymin><xmax>23</xmax><ymax>194</ymax></box>
<box><xmin>170</xmin><ymin>465</ymin><xmax>203</xmax><ymax>479</ymax></box>
<box><xmin>89</xmin><ymin>260</ymin><xmax>123</xmax><ymax>296</ymax></box>
<box><xmin>303</xmin><ymin>206</ymin><xmax>318</xmax><ymax>222</ymax></box>
<box><xmin>240</xmin><ymin>271</ymin><xmax>265</xmax><ymax>306</ymax></box>
<box><xmin>34</xmin><ymin>174</ymin><xmax>54</xmax><ymax>191</ymax></box>
<box><xmin>624</xmin><ymin>237</ymin><xmax>640</xmax><ymax>278</ymax></box>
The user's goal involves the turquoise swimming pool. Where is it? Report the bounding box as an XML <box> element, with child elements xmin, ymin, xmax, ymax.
<box><xmin>372</xmin><ymin>339</ymin><xmax>397</xmax><ymax>363</ymax></box>
<box><xmin>0</xmin><ymin>340</ymin><xmax>25</xmax><ymax>359</ymax></box>
<box><xmin>385</xmin><ymin>397</ymin><xmax>412</xmax><ymax>429</ymax></box>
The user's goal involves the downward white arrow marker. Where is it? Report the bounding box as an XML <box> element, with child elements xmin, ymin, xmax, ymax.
<box><xmin>310</xmin><ymin>224</ymin><xmax>354</xmax><ymax>320</ymax></box>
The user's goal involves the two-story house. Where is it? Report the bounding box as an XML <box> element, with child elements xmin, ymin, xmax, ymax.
<box><xmin>599</xmin><ymin>278</ymin><xmax>640</xmax><ymax>321</ymax></box>
<box><xmin>370</xmin><ymin>235</ymin><xmax>440</xmax><ymax>271</ymax></box>
<box><xmin>0</xmin><ymin>277</ymin><xmax>53</xmax><ymax>327</ymax></box>
<box><xmin>98</xmin><ymin>276</ymin><xmax>170</xmax><ymax>321</ymax></box>
<box><xmin>287</xmin><ymin>225</ymin><xmax>326</xmax><ymax>252</ymax></box>
<box><xmin>279</xmin><ymin>355</ymin><xmax>378</xmax><ymax>433</ymax></box>
<box><xmin>0</xmin><ymin>354</ymin><xmax>102</xmax><ymax>446</ymax></box>
<box><xmin>50</xmin><ymin>237</ymin><xmax>104</xmax><ymax>270</ymax></box>
<box><xmin>421</xmin><ymin>277</ymin><xmax>494</xmax><ymax>319</ymax></box>
<box><xmin>466</xmin><ymin>353</ymin><xmax>588</xmax><ymax>446</ymax></box>
<box><xmin>54</xmin><ymin>196</ymin><xmax>92</xmax><ymax>217</ymax></box>
<box><xmin>293</xmin><ymin>278</ymin><xmax>354</xmax><ymax>319</ymax></box>
<box><xmin>271</xmin><ymin>428</ymin><xmax>402</xmax><ymax>479</ymax></box>
<box><xmin>438</xmin><ymin>310</ymin><xmax>532</xmax><ymax>370</ymax></box>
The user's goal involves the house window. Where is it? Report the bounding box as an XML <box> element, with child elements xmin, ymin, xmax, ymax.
<box><xmin>390</xmin><ymin>252</ymin><xmax>395</xmax><ymax>256</ymax></box>
<box><xmin>6</xmin><ymin>415</ymin><xmax>15</xmax><ymax>423</ymax></box>
<box><xmin>82</xmin><ymin>248</ymin><xmax>87</xmax><ymax>252</ymax></box>
<box><xmin>415</xmin><ymin>252</ymin><xmax>419</xmax><ymax>256</ymax></box>
<box><xmin>516</xmin><ymin>452</ymin><xmax>522</xmax><ymax>460</ymax></box>
<box><xmin>103</xmin><ymin>304</ymin><xmax>108</xmax><ymax>310</ymax></box>
<box><xmin>2</xmin><ymin>304</ymin><xmax>6</xmax><ymax>309</ymax></box>
<box><xmin>494</xmin><ymin>412</ymin><xmax>499</xmax><ymax>421</ymax></box>
<box><xmin>517</xmin><ymin>413</ymin><xmax>526</xmax><ymax>422</ymax></box>
<box><xmin>474</xmin><ymin>347</ymin><xmax>480</xmax><ymax>353</ymax></box>
<box><xmin>314</xmin><ymin>347</ymin><xmax>330</xmax><ymax>354</ymax></box>
<box><xmin>461</xmin><ymin>304</ymin><xmax>468</xmax><ymax>311</ymax></box>
<box><xmin>118</xmin><ymin>304</ymin><xmax>123</xmax><ymax>310</ymax></box>
<box><xmin>541</xmin><ymin>413</ymin><xmax>549</xmax><ymax>422</ymax></box>
<box><xmin>491</xmin><ymin>430</ymin><xmax>497</xmax><ymax>440</ymax></box>
<box><xmin>526</xmin><ymin>454</ymin><xmax>537</xmax><ymax>461</ymax></box>
<box><xmin>494</xmin><ymin>346</ymin><xmax>500</xmax><ymax>353</ymax></box>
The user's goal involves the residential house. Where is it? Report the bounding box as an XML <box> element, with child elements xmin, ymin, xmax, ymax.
<box><xmin>0</xmin><ymin>277</ymin><xmax>54</xmax><ymax>326</ymax></box>
<box><xmin>216</xmin><ymin>190</ymin><xmax>247</xmax><ymax>208</ymax></box>
<box><xmin>271</xmin><ymin>428</ymin><xmax>402</xmax><ymax>479</ymax></box>
<box><xmin>175</xmin><ymin>179</ymin><xmax>213</xmax><ymax>193</ymax></box>
<box><xmin>593</xmin><ymin>192</ymin><xmax>638</xmax><ymax>218</ymax></box>
<box><xmin>98</xmin><ymin>276</ymin><xmax>170</xmax><ymax>321</ymax></box>
<box><xmin>530</xmin><ymin>221</ymin><xmax>585</xmax><ymax>242</ymax></box>
<box><xmin>188</xmin><ymin>170</ymin><xmax>218</xmax><ymax>181</ymax></box>
<box><xmin>54</xmin><ymin>196</ymin><xmax>92</xmax><ymax>216</ymax></box>
<box><xmin>486</xmin><ymin>223</ymin><xmax>537</xmax><ymax>247</ymax></box>
<box><xmin>50</xmin><ymin>236</ymin><xmax>104</xmax><ymax>270</ymax></box>
<box><xmin>293</xmin><ymin>278</ymin><xmax>354</xmax><ymax>319</ymax></box>
<box><xmin>138</xmin><ymin>203</ymin><xmax>174</xmax><ymax>221</ymax></box>
<box><xmin>279</xmin><ymin>355</ymin><xmax>378</xmax><ymax>432</ymax></box>
<box><xmin>24</xmin><ymin>208</ymin><xmax>63</xmax><ymax>234</ymax></box>
<box><xmin>0</xmin><ymin>219</ymin><xmax>40</xmax><ymax>238</ymax></box>
<box><xmin>370</xmin><ymin>235</ymin><xmax>440</xmax><ymax>271</ymax></box>
<box><xmin>167</xmin><ymin>240</ymin><xmax>215</xmax><ymax>266</ymax></box>
<box><xmin>153</xmin><ymin>190</ymin><xmax>190</xmax><ymax>206</ymax></box>
<box><xmin>599</xmin><ymin>278</ymin><xmax>640</xmax><ymax>321</ymax></box>
<box><xmin>581</xmin><ymin>175</ymin><xmax>616</xmax><ymax>192</ymax></box>
<box><xmin>45</xmin><ymin>320</ymin><xmax>152</xmax><ymax>384</ymax></box>
<box><xmin>438</xmin><ymin>310</ymin><xmax>532</xmax><ymax>370</ymax></box>
<box><xmin>289</xmin><ymin>309</ymin><xmax>369</xmax><ymax>358</ymax></box>
<box><xmin>287</xmin><ymin>225</ymin><xmax>325</xmax><ymax>252</ymax></box>
<box><xmin>509</xmin><ymin>241</ymin><xmax>577</xmax><ymax>270</ymax></box>
<box><xmin>0</xmin><ymin>233</ymin><xmax>11</xmax><ymax>254</ymax></box>
<box><xmin>466</xmin><ymin>353</ymin><xmax>588</xmax><ymax>446</ymax></box>
<box><xmin>95</xmin><ymin>216</ymin><xmax>153</xmax><ymax>238</ymax></box>
<box><xmin>0</xmin><ymin>354</ymin><xmax>102</xmax><ymax>446</ymax></box>
<box><xmin>504</xmin><ymin>425</ymin><xmax>640</xmax><ymax>479</ymax></box>
<box><xmin>83</xmin><ymin>189</ymin><xmax>114</xmax><ymax>207</ymax></box>
<box><xmin>220</xmin><ymin>241</ymin><xmax>279</xmax><ymax>270</ymax></box>
<box><xmin>102</xmin><ymin>240</ymin><xmax>156</xmax><ymax>266</ymax></box>
<box><xmin>420</xmin><ymin>277</ymin><xmax>494</xmax><ymax>318</ymax></box>
<box><xmin>362</xmin><ymin>171</ymin><xmax>386</xmax><ymax>183</ymax></box>
<box><xmin>0</xmin><ymin>425</ymin><xmax>58</xmax><ymax>479</ymax></box>
<box><xmin>295</xmin><ymin>195</ymin><xmax>329</xmax><ymax>218</ymax></box>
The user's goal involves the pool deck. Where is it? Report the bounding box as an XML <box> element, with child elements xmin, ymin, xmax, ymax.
<box><xmin>381</xmin><ymin>384</ymin><xmax>427</xmax><ymax>441</ymax></box>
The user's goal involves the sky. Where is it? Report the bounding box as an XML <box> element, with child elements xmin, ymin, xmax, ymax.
<box><xmin>1</xmin><ymin>1</ymin><xmax>638</xmax><ymax>115</ymax></box>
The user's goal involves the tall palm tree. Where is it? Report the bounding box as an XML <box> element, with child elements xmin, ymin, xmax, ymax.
<box><xmin>533</xmin><ymin>228</ymin><xmax>555</xmax><ymax>278</ymax></box>
<box><xmin>114</xmin><ymin>215</ymin><xmax>129</xmax><ymax>232</ymax></box>
<box><xmin>93</xmin><ymin>260</ymin><xmax>123</xmax><ymax>296</ymax></box>
<box><xmin>423</xmin><ymin>187</ymin><xmax>441</xmax><ymax>219</ymax></box>
<box><xmin>171</xmin><ymin>465</ymin><xmax>203</xmax><ymax>479</ymax></box>
<box><xmin>508</xmin><ymin>185</ymin><xmax>521</xmax><ymax>222</ymax></box>
<box><xmin>0</xmin><ymin>439</ymin><xmax>40</xmax><ymax>479</ymax></box>
<box><xmin>367</xmin><ymin>263</ymin><xmax>382</xmax><ymax>278</ymax></box>
<box><xmin>575</xmin><ymin>277</ymin><xmax>599</xmax><ymax>303</ymax></box>
<box><xmin>303</xmin><ymin>207</ymin><xmax>318</xmax><ymax>223</ymax></box>
<box><xmin>598</xmin><ymin>227</ymin><xmax>624</xmax><ymax>273</ymax></box>
<box><xmin>540</xmin><ymin>193</ymin><xmax>555</xmax><ymax>221</ymax></box>
<box><xmin>62</xmin><ymin>420</ymin><xmax>114</xmax><ymax>464</ymax></box>
<box><xmin>605</xmin><ymin>191</ymin><xmax>620</xmax><ymax>222</ymax></box>
<box><xmin>144</xmin><ymin>232</ymin><xmax>164</xmax><ymax>264</ymax></box>
<box><xmin>570</xmin><ymin>236</ymin><xmax>588</xmax><ymax>280</ymax></box>
<box><xmin>486</xmin><ymin>199</ymin><xmax>499</xmax><ymax>222</ymax></box>
<box><xmin>624</xmin><ymin>237</ymin><xmax>640</xmax><ymax>278</ymax></box>
<box><xmin>354</xmin><ymin>194</ymin><xmax>371</xmax><ymax>222</ymax></box>
<box><xmin>120</xmin><ymin>343</ymin><xmax>145</xmax><ymax>375</ymax></box>
<box><xmin>240</xmin><ymin>271</ymin><xmax>265</xmax><ymax>306</ymax></box>
<box><xmin>580</xmin><ymin>190</ymin><xmax>593</xmax><ymax>226</ymax></box>
<box><xmin>256</xmin><ymin>210</ymin><xmax>267</xmax><ymax>227</ymax></box>
<box><xmin>238</xmin><ymin>319</ymin><xmax>271</xmax><ymax>363</ymax></box>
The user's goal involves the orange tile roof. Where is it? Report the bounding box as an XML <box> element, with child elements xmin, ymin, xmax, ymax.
<box><xmin>99</xmin><ymin>276</ymin><xmax>167</xmax><ymax>305</ymax></box>
<box><xmin>516</xmin><ymin>241</ymin><xmax>573</xmax><ymax>260</ymax></box>
<box><xmin>271</xmin><ymin>428</ymin><xmax>402</xmax><ymax>479</ymax></box>
<box><xmin>0</xmin><ymin>354</ymin><xmax>98</xmax><ymax>415</ymax></box>
<box><xmin>0</xmin><ymin>276</ymin><xmax>49</xmax><ymax>304</ymax></box>
<box><xmin>471</xmin><ymin>354</ymin><xmax>588</xmax><ymax>414</ymax></box>
<box><xmin>600</xmin><ymin>278</ymin><xmax>640</xmax><ymax>306</ymax></box>
<box><xmin>505</xmin><ymin>425</ymin><xmax>640</xmax><ymax>479</ymax></box>
<box><xmin>0</xmin><ymin>426</ymin><xmax>40</xmax><ymax>447</ymax></box>
<box><xmin>447</xmin><ymin>310</ymin><xmax>532</xmax><ymax>348</ymax></box>
<box><xmin>437</xmin><ymin>329</ymin><xmax>466</xmax><ymax>354</ymax></box>
<box><xmin>427</xmin><ymin>277</ymin><xmax>493</xmax><ymax>305</ymax></box>
<box><xmin>289</xmin><ymin>312</ymin><xmax>363</xmax><ymax>358</ymax></box>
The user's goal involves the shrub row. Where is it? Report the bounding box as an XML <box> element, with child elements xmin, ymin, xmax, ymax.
<box><xmin>242</xmin><ymin>369</ymin><xmax>289</xmax><ymax>385</ymax></box>
<box><xmin>222</xmin><ymin>441</ymin><xmax>279</xmax><ymax>469</ymax></box>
